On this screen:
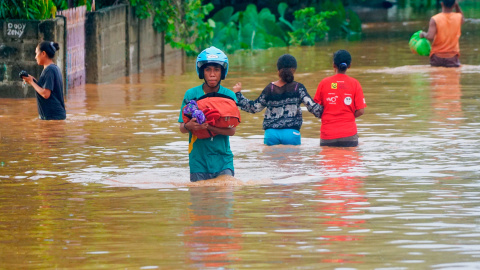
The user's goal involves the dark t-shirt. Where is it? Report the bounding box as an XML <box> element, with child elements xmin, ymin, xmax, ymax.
<box><xmin>36</xmin><ymin>64</ymin><xmax>66</xmax><ymax>120</ymax></box>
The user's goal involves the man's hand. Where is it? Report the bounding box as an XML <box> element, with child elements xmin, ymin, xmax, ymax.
<box><xmin>207</xmin><ymin>125</ymin><xmax>236</xmax><ymax>136</ymax></box>
<box><xmin>181</xmin><ymin>118</ymin><xmax>208</xmax><ymax>134</ymax></box>
<box><xmin>454</xmin><ymin>2</ymin><xmax>465</xmax><ymax>24</ymax></box>
<box><xmin>188</xmin><ymin>118</ymin><xmax>208</xmax><ymax>130</ymax></box>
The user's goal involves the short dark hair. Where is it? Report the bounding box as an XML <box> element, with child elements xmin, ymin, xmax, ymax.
<box><xmin>333</xmin><ymin>50</ymin><xmax>352</xmax><ymax>72</ymax></box>
<box><xmin>277</xmin><ymin>54</ymin><xmax>297</xmax><ymax>70</ymax></box>
<box><xmin>277</xmin><ymin>54</ymin><xmax>297</xmax><ymax>83</ymax></box>
<box><xmin>38</xmin><ymin>41</ymin><xmax>59</xmax><ymax>59</ymax></box>
<box><xmin>442</xmin><ymin>0</ymin><xmax>455</xmax><ymax>8</ymax></box>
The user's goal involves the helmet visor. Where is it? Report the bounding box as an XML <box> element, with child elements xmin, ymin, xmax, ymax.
<box><xmin>197</xmin><ymin>60</ymin><xmax>228</xmax><ymax>70</ymax></box>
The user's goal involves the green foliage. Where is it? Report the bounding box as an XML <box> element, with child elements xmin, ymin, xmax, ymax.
<box><xmin>278</xmin><ymin>2</ymin><xmax>295</xmax><ymax>31</ymax></box>
<box><xmin>321</xmin><ymin>0</ymin><xmax>362</xmax><ymax>36</ymax></box>
<box><xmin>37</xmin><ymin>0</ymin><xmax>58</xmax><ymax>19</ymax></box>
<box><xmin>0</xmin><ymin>0</ymin><xmax>57</xmax><ymax>20</ymax></box>
<box><xmin>288</xmin><ymin>7</ymin><xmax>336</xmax><ymax>46</ymax></box>
<box><xmin>79</xmin><ymin>0</ymin><xmax>94</xmax><ymax>11</ymax></box>
<box><xmin>461</xmin><ymin>1</ymin><xmax>480</xmax><ymax>19</ymax></box>
<box><xmin>209</xmin><ymin>2</ymin><xmax>351</xmax><ymax>52</ymax></box>
<box><xmin>129</xmin><ymin>0</ymin><xmax>152</xmax><ymax>19</ymax></box>
<box><xmin>130</xmin><ymin>0</ymin><xmax>214</xmax><ymax>56</ymax></box>
<box><xmin>409</xmin><ymin>0</ymin><xmax>435</xmax><ymax>9</ymax></box>
<box><xmin>52</xmin><ymin>0</ymin><xmax>94</xmax><ymax>11</ymax></box>
<box><xmin>0</xmin><ymin>1</ymin><xmax>13</xmax><ymax>19</ymax></box>
<box><xmin>95</xmin><ymin>0</ymin><xmax>122</xmax><ymax>9</ymax></box>
<box><xmin>211</xmin><ymin>4</ymin><xmax>290</xmax><ymax>53</ymax></box>
<box><xmin>171</xmin><ymin>0</ymin><xmax>214</xmax><ymax>55</ymax></box>
<box><xmin>0</xmin><ymin>0</ymin><xmax>95</xmax><ymax>20</ymax></box>
<box><xmin>52</xmin><ymin>0</ymin><xmax>69</xmax><ymax>11</ymax></box>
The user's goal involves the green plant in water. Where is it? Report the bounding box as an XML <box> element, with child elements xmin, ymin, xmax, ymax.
<box><xmin>239</xmin><ymin>5</ymin><xmax>288</xmax><ymax>49</ymax></box>
<box><xmin>321</xmin><ymin>0</ymin><xmax>362</xmax><ymax>36</ymax></box>
<box><xmin>210</xmin><ymin>2</ymin><xmax>351</xmax><ymax>52</ymax></box>
<box><xmin>287</xmin><ymin>7</ymin><xmax>336</xmax><ymax>46</ymax></box>
<box><xmin>211</xmin><ymin>4</ymin><xmax>289</xmax><ymax>53</ymax></box>
<box><xmin>210</xmin><ymin>6</ymin><xmax>241</xmax><ymax>52</ymax></box>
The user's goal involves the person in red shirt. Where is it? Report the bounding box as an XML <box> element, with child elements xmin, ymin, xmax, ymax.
<box><xmin>314</xmin><ymin>50</ymin><xmax>366</xmax><ymax>147</ymax></box>
<box><xmin>420</xmin><ymin>0</ymin><xmax>464</xmax><ymax>67</ymax></box>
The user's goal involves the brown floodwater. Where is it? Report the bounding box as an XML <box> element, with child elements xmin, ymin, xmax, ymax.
<box><xmin>1</xmin><ymin>21</ymin><xmax>480</xmax><ymax>269</ymax></box>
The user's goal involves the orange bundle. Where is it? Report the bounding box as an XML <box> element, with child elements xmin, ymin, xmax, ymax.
<box><xmin>182</xmin><ymin>93</ymin><xmax>241</xmax><ymax>139</ymax></box>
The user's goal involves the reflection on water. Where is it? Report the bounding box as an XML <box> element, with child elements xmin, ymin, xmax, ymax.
<box><xmin>185</xmin><ymin>187</ymin><xmax>242</xmax><ymax>268</ymax></box>
<box><xmin>1</xmin><ymin>21</ymin><xmax>480</xmax><ymax>269</ymax></box>
<box><xmin>430</xmin><ymin>68</ymin><xmax>463</xmax><ymax>125</ymax></box>
<box><xmin>315</xmin><ymin>148</ymin><xmax>367</xmax><ymax>265</ymax></box>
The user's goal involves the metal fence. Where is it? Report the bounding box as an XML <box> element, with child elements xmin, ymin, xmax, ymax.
<box><xmin>57</xmin><ymin>6</ymin><xmax>86</xmax><ymax>91</ymax></box>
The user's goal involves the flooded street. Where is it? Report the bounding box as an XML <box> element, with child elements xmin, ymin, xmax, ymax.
<box><xmin>1</xmin><ymin>20</ymin><xmax>480</xmax><ymax>269</ymax></box>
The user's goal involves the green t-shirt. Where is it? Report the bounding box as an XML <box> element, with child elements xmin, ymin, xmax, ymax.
<box><xmin>178</xmin><ymin>84</ymin><xmax>238</xmax><ymax>174</ymax></box>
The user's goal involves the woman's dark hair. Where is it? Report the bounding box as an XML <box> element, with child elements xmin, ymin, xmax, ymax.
<box><xmin>277</xmin><ymin>54</ymin><xmax>297</xmax><ymax>84</ymax></box>
<box><xmin>442</xmin><ymin>0</ymin><xmax>455</xmax><ymax>8</ymax></box>
<box><xmin>333</xmin><ymin>50</ymin><xmax>352</xmax><ymax>72</ymax></box>
<box><xmin>38</xmin><ymin>41</ymin><xmax>59</xmax><ymax>59</ymax></box>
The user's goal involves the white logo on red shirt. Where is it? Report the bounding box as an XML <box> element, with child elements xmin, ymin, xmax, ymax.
<box><xmin>344</xmin><ymin>97</ymin><xmax>352</xmax><ymax>105</ymax></box>
<box><xmin>326</xmin><ymin>96</ymin><xmax>338</xmax><ymax>103</ymax></box>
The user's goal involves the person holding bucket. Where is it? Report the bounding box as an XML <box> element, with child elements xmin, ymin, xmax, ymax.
<box><xmin>420</xmin><ymin>0</ymin><xmax>464</xmax><ymax>67</ymax></box>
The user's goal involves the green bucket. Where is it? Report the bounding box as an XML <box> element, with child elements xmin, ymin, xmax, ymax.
<box><xmin>409</xmin><ymin>30</ymin><xmax>431</xmax><ymax>56</ymax></box>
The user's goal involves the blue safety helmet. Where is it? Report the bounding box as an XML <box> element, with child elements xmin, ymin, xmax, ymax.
<box><xmin>196</xmin><ymin>46</ymin><xmax>229</xmax><ymax>80</ymax></box>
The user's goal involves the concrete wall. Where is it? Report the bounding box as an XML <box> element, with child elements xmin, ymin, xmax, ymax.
<box><xmin>86</xmin><ymin>4</ymin><xmax>184</xmax><ymax>84</ymax></box>
<box><xmin>137</xmin><ymin>16</ymin><xmax>163</xmax><ymax>70</ymax></box>
<box><xmin>0</xmin><ymin>4</ymin><xmax>184</xmax><ymax>97</ymax></box>
<box><xmin>126</xmin><ymin>9</ymin><xmax>164</xmax><ymax>74</ymax></box>
<box><xmin>0</xmin><ymin>18</ymin><xmax>66</xmax><ymax>98</ymax></box>
<box><xmin>126</xmin><ymin>6</ymin><xmax>140</xmax><ymax>75</ymax></box>
<box><xmin>85</xmin><ymin>5</ymin><xmax>127</xmax><ymax>84</ymax></box>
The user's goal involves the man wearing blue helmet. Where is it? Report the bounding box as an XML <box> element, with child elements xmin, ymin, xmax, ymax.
<box><xmin>178</xmin><ymin>46</ymin><xmax>238</xmax><ymax>182</ymax></box>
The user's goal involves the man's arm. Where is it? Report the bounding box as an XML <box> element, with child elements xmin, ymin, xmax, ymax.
<box><xmin>179</xmin><ymin>122</ymin><xmax>189</xmax><ymax>134</ymax></box>
<box><xmin>207</xmin><ymin>125</ymin><xmax>236</xmax><ymax>136</ymax></box>
<box><xmin>179</xmin><ymin>118</ymin><xmax>208</xmax><ymax>134</ymax></box>
<box><xmin>420</xmin><ymin>18</ymin><xmax>437</xmax><ymax>42</ymax></box>
<box><xmin>454</xmin><ymin>2</ymin><xmax>465</xmax><ymax>24</ymax></box>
